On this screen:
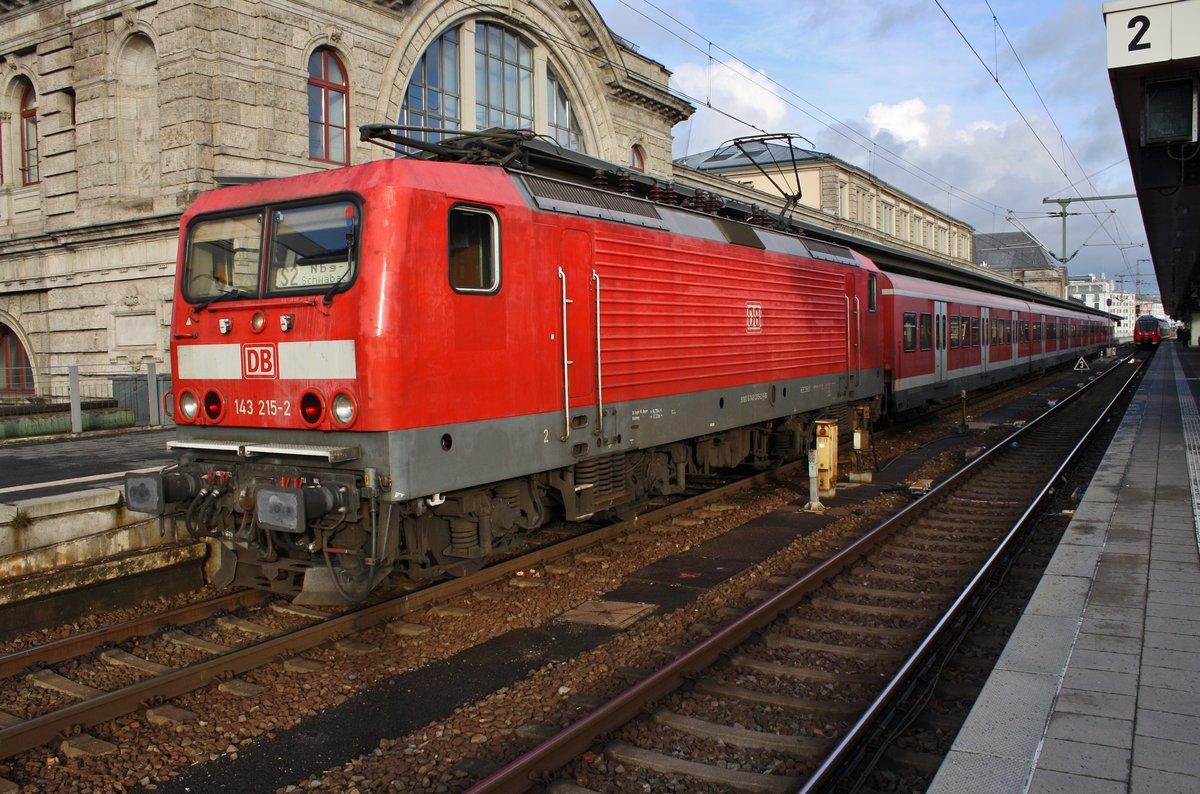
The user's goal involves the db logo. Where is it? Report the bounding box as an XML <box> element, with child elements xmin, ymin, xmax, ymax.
<box><xmin>242</xmin><ymin>343</ymin><xmax>278</xmax><ymax>378</ymax></box>
<box><xmin>746</xmin><ymin>303</ymin><xmax>763</xmax><ymax>333</ymax></box>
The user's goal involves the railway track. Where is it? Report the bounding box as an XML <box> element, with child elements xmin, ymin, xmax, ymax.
<box><xmin>0</xmin><ymin>457</ymin><xmax>785</xmax><ymax>764</ymax></box>
<box><xmin>0</xmin><ymin>358</ymin><xmax>1124</xmax><ymax>785</ymax></box>
<box><xmin>464</xmin><ymin>354</ymin><xmax>1144</xmax><ymax>793</ymax></box>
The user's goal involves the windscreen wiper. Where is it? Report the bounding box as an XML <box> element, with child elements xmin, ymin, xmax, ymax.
<box><xmin>191</xmin><ymin>287</ymin><xmax>247</xmax><ymax>313</ymax></box>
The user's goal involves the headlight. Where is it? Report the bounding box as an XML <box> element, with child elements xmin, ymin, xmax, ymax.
<box><xmin>178</xmin><ymin>390</ymin><xmax>199</xmax><ymax>422</ymax></box>
<box><xmin>331</xmin><ymin>391</ymin><xmax>357</xmax><ymax>427</ymax></box>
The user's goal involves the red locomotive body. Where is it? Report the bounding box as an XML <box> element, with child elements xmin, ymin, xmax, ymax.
<box><xmin>129</xmin><ymin>155</ymin><xmax>888</xmax><ymax>601</ymax></box>
<box><xmin>126</xmin><ymin>141</ymin><xmax>1114</xmax><ymax>603</ymax></box>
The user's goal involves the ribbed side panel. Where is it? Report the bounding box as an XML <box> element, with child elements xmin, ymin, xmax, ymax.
<box><xmin>595</xmin><ymin>232</ymin><xmax>851</xmax><ymax>393</ymax></box>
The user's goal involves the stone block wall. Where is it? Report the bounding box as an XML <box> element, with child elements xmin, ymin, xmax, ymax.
<box><xmin>0</xmin><ymin>0</ymin><xmax>687</xmax><ymax>394</ymax></box>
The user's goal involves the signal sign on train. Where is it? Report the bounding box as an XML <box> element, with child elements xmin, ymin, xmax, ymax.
<box><xmin>1075</xmin><ymin>357</ymin><xmax>1090</xmax><ymax>371</ymax></box>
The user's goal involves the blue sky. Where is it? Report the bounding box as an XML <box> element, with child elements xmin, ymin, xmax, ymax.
<box><xmin>591</xmin><ymin>0</ymin><xmax>1153</xmax><ymax>293</ymax></box>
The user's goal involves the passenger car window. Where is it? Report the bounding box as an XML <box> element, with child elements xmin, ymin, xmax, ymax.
<box><xmin>449</xmin><ymin>206</ymin><xmax>500</xmax><ymax>292</ymax></box>
<box><xmin>902</xmin><ymin>312</ymin><xmax>917</xmax><ymax>352</ymax></box>
<box><xmin>919</xmin><ymin>313</ymin><xmax>932</xmax><ymax>351</ymax></box>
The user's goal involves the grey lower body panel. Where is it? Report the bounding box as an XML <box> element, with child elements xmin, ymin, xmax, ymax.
<box><xmin>170</xmin><ymin>370</ymin><xmax>884</xmax><ymax>502</ymax></box>
<box><xmin>385</xmin><ymin>369</ymin><xmax>884</xmax><ymax>500</ymax></box>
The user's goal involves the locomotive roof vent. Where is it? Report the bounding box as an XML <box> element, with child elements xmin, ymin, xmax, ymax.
<box><xmin>803</xmin><ymin>238</ymin><xmax>859</xmax><ymax>266</ymax></box>
<box><xmin>519</xmin><ymin>173</ymin><xmax>669</xmax><ymax>230</ymax></box>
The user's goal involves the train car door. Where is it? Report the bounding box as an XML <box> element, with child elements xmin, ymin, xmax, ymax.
<box><xmin>558</xmin><ymin>229</ymin><xmax>598</xmax><ymax>441</ymax></box>
<box><xmin>1010</xmin><ymin>309</ymin><xmax>1019</xmax><ymax>364</ymax></box>
<box><xmin>934</xmin><ymin>300</ymin><xmax>948</xmax><ymax>383</ymax></box>
<box><xmin>980</xmin><ymin>306</ymin><xmax>990</xmax><ymax>371</ymax></box>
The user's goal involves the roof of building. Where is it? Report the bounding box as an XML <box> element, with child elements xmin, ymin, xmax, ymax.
<box><xmin>974</xmin><ymin>231</ymin><xmax>1059</xmax><ymax>272</ymax></box>
<box><xmin>675</xmin><ymin>140</ymin><xmax>826</xmax><ymax>172</ymax></box>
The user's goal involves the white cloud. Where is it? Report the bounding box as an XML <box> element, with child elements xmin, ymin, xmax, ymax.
<box><xmin>670</xmin><ymin>60</ymin><xmax>791</xmax><ymax>156</ymax></box>
<box><xmin>866</xmin><ymin>98</ymin><xmax>951</xmax><ymax>148</ymax></box>
<box><xmin>817</xmin><ymin>98</ymin><xmax>1144</xmax><ymax>276</ymax></box>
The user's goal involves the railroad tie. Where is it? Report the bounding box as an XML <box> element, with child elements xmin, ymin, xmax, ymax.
<box><xmin>99</xmin><ymin>648</ymin><xmax>173</xmax><ymax>675</ymax></box>
<box><xmin>604</xmin><ymin>741</ymin><xmax>801</xmax><ymax>794</ymax></box>
<box><xmin>25</xmin><ymin>669</ymin><xmax>104</xmax><ymax>699</ymax></box>
<box><xmin>216</xmin><ymin>615</ymin><xmax>282</xmax><ymax>637</ymax></box>
<box><xmin>654</xmin><ymin>709</ymin><xmax>832</xmax><ymax>758</ymax></box>
<box><xmin>164</xmin><ymin>629</ymin><xmax>234</xmax><ymax>654</ymax></box>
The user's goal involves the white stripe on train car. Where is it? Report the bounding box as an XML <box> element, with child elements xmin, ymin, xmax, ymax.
<box><xmin>178</xmin><ymin>343</ymin><xmax>240</xmax><ymax>379</ymax></box>
<box><xmin>278</xmin><ymin>340</ymin><xmax>357</xmax><ymax>379</ymax></box>
<box><xmin>177</xmin><ymin>341</ymin><xmax>357</xmax><ymax>380</ymax></box>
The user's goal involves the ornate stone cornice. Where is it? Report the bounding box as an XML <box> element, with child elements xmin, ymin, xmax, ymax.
<box><xmin>607</xmin><ymin>75</ymin><xmax>693</xmax><ymax>125</ymax></box>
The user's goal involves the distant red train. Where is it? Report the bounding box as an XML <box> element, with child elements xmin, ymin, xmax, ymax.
<box><xmin>126</xmin><ymin>129</ymin><xmax>1114</xmax><ymax>603</ymax></box>
<box><xmin>1134</xmin><ymin>315</ymin><xmax>1163</xmax><ymax>348</ymax></box>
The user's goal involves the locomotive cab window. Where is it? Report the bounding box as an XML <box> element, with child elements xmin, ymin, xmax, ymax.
<box><xmin>449</xmin><ymin>206</ymin><xmax>500</xmax><ymax>293</ymax></box>
<box><xmin>268</xmin><ymin>201</ymin><xmax>359</xmax><ymax>296</ymax></box>
<box><xmin>868</xmin><ymin>273</ymin><xmax>877</xmax><ymax>312</ymax></box>
<box><xmin>184</xmin><ymin>213</ymin><xmax>264</xmax><ymax>301</ymax></box>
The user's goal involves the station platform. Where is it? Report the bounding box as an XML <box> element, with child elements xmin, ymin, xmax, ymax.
<box><xmin>929</xmin><ymin>342</ymin><xmax>1200</xmax><ymax>794</ymax></box>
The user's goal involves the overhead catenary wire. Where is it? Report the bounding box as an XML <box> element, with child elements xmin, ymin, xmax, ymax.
<box><xmin>606</xmin><ymin>0</ymin><xmax>1135</xmax><ymax>271</ymax></box>
<box><xmin>449</xmin><ymin>0</ymin><xmax>1134</xmax><ymax>273</ymax></box>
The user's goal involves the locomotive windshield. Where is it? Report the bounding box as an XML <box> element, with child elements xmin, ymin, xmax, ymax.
<box><xmin>183</xmin><ymin>199</ymin><xmax>359</xmax><ymax>303</ymax></box>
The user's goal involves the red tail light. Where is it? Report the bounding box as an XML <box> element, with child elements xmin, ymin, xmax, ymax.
<box><xmin>203</xmin><ymin>390</ymin><xmax>225</xmax><ymax>422</ymax></box>
<box><xmin>300</xmin><ymin>390</ymin><xmax>325</xmax><ymax>427</ymax></box>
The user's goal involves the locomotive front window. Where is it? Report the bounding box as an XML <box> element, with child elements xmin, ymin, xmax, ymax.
<box><xmin>449</xmin><ymin>206</ymin><xmax>500</xmax><ymax>293</ymax></box>
<box><xmin>184</xmin><ymin>214</ymin><xmax>264</xmax><ymax>300</ymax></box>
<box><xmin>267</xmin><ymin>201</ymin><xmax>359</xmax><ymax>295</ymax></box>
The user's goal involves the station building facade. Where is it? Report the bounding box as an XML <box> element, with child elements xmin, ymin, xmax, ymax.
<box><xmin>0</xmin><ymin>0</ymin><xmax>690</xmax><ymax>396</ymax></box>
<box><xmin>677</xmin><ymin>141</ymin><xmax>978</xmax><ymax>272</ymax></box>
<box><xmin>0</xmin><ymin>0</ymin><xmax>986</xmax><ymax>398</ymax></box>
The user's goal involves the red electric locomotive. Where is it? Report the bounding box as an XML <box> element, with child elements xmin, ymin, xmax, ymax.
<box><xmin>1133</xmin><ymin>315</ymin><xmax>1162</xmax><ymax>348</ymax></box>
<box><xmin>126</xmin><ymin>128</ymin><xmax>1113</xmax><ymax>603</ymax></box>
<box><xmin>127</xmin><ymin>131</ymin><xmax>887</xmax><ymax>602</ymax></box>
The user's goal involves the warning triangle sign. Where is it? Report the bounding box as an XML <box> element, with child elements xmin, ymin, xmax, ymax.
<box><xmin>1074</xmin><ymin>357</ymin><xmax>1089</xmax><ymax>371</ymax></box>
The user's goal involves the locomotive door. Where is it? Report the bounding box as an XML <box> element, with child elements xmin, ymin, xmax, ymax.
<box><xmin>934</xmin><ymin>300</ymin><xmax>948</xmax><ymax>383</ymax></box>
<box><xmin>844</xmin><ymin>274</ymin><xmax>861</xmax><ymax>392</ymax></box>
<box><xmin>557</xmin><ymin>230</ymin><xmax>598</xmax><ymax>441</ymax></box>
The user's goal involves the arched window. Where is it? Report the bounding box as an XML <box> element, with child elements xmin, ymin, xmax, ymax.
<box><xmin>400</xmin><ymin>20</ymin><xmax>585</xmax><ymax>153</ymax></box>
<box><xmin>0</xmin><ymin>322</ymin><xmax>33</xmax><ymax>393</ymax></box>
<box><xmin>402</xmin><ymin>27</ymin><xmax>460</xmax><ymax>143</ymax></box>
<box><xmin>19</xmin><ymin>81</ymin><xmax>39</xmax><ymax>186</ymax></box>
<box><xmin>475</xmin><ymin>22</ymin><xmax>532</xmax><ymax>130</ymax></box>
<box><xmin>308</xmin><ymin>48</ymin><xmax>348</xmax><ymax>164</ymax></box>
<box><xmin>629</xmin><ymin>144</ymin><xmax>645</xmax><ymax>172</ymax></box>
<box><xmin>546</xmin><ymin>68</ymin><xmax>582</xmax><ymax>150</ymax></box>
